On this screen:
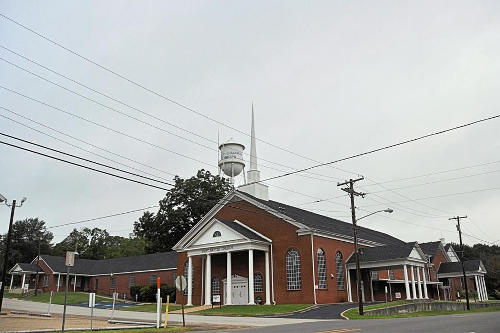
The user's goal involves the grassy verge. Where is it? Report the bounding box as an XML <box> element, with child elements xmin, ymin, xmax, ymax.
<box><xmin>71</xmin><ymin>328</ymin><xmax>189</xmax><ymax>333</ymax></box>
<box><xmin>5</xmin><ymin>291</ymin><xmax>108</xmax><ymax>305</ymax></box>
<box><xmin>193</xmin><ymin>304</ymin><xmax>311</xmax><ymax>316</ymax></box>
<box><xmin>343</xmin><ymin>304</ymin><xmax>500</xmax><ymax>319</ymax></box>
<box><xmin>122</xmin><ymin>303</ymin><xmax>188</xmax><ymax>312</ymax></box>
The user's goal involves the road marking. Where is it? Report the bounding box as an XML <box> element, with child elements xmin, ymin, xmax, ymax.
<box><xmin>316</xmin><ymin>329</ymin><xmax>361</xmax><ymax>333</ymax></box>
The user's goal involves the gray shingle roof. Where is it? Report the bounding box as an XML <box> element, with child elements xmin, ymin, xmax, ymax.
<box><xmin>346</xmin><ymin>242</ymin><xmax>417</xmax><ymax>263</ymax></box>
<box><xmin>419</xmin><ymin>241</ymin><xmax>441</xmax><ymax>256</ymax></box>
<box><xmin>238</xmin><ymin>191</ymin><xmax>404</xmax><ymax>246</ymax></box>
<box><xmin>438</xmin><ymin>260</ymin><xmax>483</xmax><ymax>274</ymax></box>
<box><xmin>218</xmin><ymin>219</ymin><xmax>268</xmax><ymax>242</ymax></box>
<box><xmin>16</xmin><ymin>263</ymin><xmax>43</xmax><ymax>273</ymax></box>
<box><xmin>40</xmin><ymin>252</ymin><xmax>177</xmax><ymax>275</ymax></box>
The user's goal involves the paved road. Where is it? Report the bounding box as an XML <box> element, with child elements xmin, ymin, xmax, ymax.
<box><xmin>2</xmin><ymin>298</ymin><xmax>331</xmax><ymax>328</ymax></box>
<box><xmin>272</xmin><ymin>303</ymin><xmax>375</xmax><ymax>320</ymax></box>
<box><xmin>201</xmin><ymin>311</ymin><xmax>500</xmax><ymax>333</ymax></box>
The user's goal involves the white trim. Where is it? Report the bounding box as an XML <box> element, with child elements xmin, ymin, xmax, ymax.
<box><xmin>233</xmin><ymin>220</ymin><xmax>272</xmax><ymax>243</ymax></box>
<box><xmin>51</xmin><ymin>267</ymin><xmax>176</xmax><ymax>276</ymax></box>
<box><xmin>30</xmin><ymin>257</ymin><xmax>54</xmax><ymax>273</ymax></box>
<box><xmin>437</xmin><ymin>271</ymin><xmax>484</xmax><ymax>279</ymax></box>
<box><xmin>346</xmin><ymin>257</ymin><xmax>427</xmax><ymax>270</ymax></box>
<box><xmin>299</xmin><ymin>230</ymin><xmax>385</xmax><ymax>247</ymax></box>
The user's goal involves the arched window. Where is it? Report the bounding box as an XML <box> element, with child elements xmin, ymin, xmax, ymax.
<box><xmin>335</xmin><ymin>251</ymin><xmax>345</xmax><ymax>290</ymax></box>
<box><xmin>183</xmin><ymin>261</ymin><xmax>193</xmax><ymax>295</ymax></box>
<box><xmin>211</xmin><ymin>277</ymin><xmax>220</xmax><ymax>295</ymax></box>
<box><xmin>254</xmin><ymin>273</ymin><xmax>263</xmax><ymax>292</ymax></box>
<box><xmin>286</xmin><ymin>248</ymin><xmax>302</xmax><ymax>290</ymax></box>
<box><xmin>317</xmin><ymin>248</ymin><xmax>327</xmax><ymax>289</ymax></box>
<box><xmin>213</xmin><ymin>231</ymin><xmax>221</xmax><ymax>238</ymax></box>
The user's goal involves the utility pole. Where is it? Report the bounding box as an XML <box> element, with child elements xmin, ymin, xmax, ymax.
<box><xmin>35</xmin><ymin>235</ymin><xmax>41</xmax><ymax>296</ymax></box>
<box><xmin>449</xmin><ymin>215</ymin><xmax>470</xmax><ymax>311</ymax></box>
<box><xmin>338</xmin><ymin>177</ymin><xmax>366</xmax><ymax>315</ymax></box>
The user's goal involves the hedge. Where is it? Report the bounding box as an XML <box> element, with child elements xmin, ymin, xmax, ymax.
<box><xmin>130</xmin><ymin>284</ymin><xmax>176</xmax><ymax>303</ymax></box>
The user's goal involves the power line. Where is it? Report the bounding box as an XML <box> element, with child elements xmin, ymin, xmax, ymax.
<box><xmin>0</xmin><ymin>132</ymin><xmax>173</xmax><ymax>186</ymax></box>
<box><xmin>0</xmin><ymin>139</ymin><xmax>172</xmax><ymax>190</ymax></box>
<box><xmin>0</xmin><ymin>45</ymin><xmax>342</xmax><ymax>184</ymax></box>
<box><xmin>255</xmin><ymin>113</ymin><xmax>500</xmax><ymax>184</ymax></box>
<box><xmin>0</xmin><ymin>12</ymin><xmax>357</xmax><ymax>178</ymax></box>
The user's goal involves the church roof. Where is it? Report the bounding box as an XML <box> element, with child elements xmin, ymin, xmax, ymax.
<box><xmin>38</xmin><ymin>252</ymin><xmax>177</xmax><ymax>275</ymax></box>
<box><xmin>238</xmin><ymin>191</ymin><xmax>404</xmax><ymax>246</ymax></box>
<box><xmin>438</xmin><ymin>260</ymin><xmax>484</xmax><ymax>274</ymax></box>
<box><xmin>418</xmin><ymin>241</ymin><xmax>442</xmax><ymax>256</ymax></box>
<box><xmin>346</xmin><ymin>242</ymin><xmax>419</xmax><ymax>263</ymax></box>
<box><xmin>218</xmin><ymin>219</ymin><xmax>269</xmax><ymax>242</ymax></box>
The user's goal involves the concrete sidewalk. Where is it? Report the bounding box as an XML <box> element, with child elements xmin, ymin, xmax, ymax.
<box><xmin>3</xmin><ymin>298</ymin><xmax>332</xmax><ymax>327</ymax></box>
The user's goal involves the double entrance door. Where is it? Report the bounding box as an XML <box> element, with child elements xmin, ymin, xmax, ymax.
<box><xmin>223</xmin><ymin>275</ymin><xmax>248</xmax><ymax>305</ymax></box>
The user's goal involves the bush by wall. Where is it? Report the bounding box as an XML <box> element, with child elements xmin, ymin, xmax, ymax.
<box><xmin>130</xmin><ymin>284</ymin><xmax>176</xmax><ymax>303</ymax></box>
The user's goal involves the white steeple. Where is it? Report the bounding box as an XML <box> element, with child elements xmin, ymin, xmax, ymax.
<box><xmin>238</xmin><ymin>104</ymin><xmax>269</xmax><ymax>201</ymax></box>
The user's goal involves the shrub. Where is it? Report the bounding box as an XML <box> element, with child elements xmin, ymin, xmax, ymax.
<box><xmin>130</xmin><ymin>284</ymin><xmax>176</xmax><ymax>303</ymax></box>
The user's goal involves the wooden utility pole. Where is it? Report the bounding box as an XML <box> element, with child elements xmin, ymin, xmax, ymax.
<box><xmin>338</xmin><ymin>177</ymin><xmax>365</xmax><ymax>315</ymax></box>
<box><xmin>449</xmin><ymin>215</ymin><xmax>470</xmax><ymax>311</ymax></box>
<box><xmin>0</xmin><ymin>200</ymin><xmax>16</xmax><ymax>313</ymax></box>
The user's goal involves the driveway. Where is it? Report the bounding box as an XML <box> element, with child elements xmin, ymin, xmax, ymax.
<box><xmin>272</xmin><ymin>302</ymin><xmax>376</xmax><ymax>319</ymax></box>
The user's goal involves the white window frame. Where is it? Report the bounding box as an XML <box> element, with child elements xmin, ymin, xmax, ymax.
<box><xmin>335</xmin><ymin>251</ymin><xmax>345</xmax><ymax>290</ymax></box>
<box><xmin>286</xmin><ymin>248</ymin><xmax>302</xmax><ymax>291</ymax></box>
<box><xmin>317</xmin><ymin>248</ymin><xmax>327</xmax><ymax>289</ymax></box>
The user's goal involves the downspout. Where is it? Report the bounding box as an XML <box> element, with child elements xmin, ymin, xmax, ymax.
<box><xmin>310</xmin><ymin>232</ymin><xmax>317</xmax><ymax>304</ymax></box>
<box><xmin>270</xmin><ymin>244</ymin><xmax>276</xmax><ymax>305</ymax></box>
<box><xmin>201</xmin><ymin>257</ymin><xmax>205</xmax><ymax>306</ymax></box>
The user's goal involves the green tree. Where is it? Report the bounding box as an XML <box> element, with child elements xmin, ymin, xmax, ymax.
<box><xmin>134</xmin><ymin>169</ymin><xmax>232</xmax><ymax>253</ymax></box>
<box><xmin>0</xmin><ymin>218</ymin><xmax>53</xmax><ymax>274</ymax></box>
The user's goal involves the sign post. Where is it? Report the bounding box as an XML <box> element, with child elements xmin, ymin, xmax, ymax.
<box><xmin>61</xmin><ymin>251</ymin><xmax>75</xmax><ymax>332</ymax></box>
<box><xmin>89</xmin><ymin>292</ymin><xmax>95</xmax><ymax>331</ymax></box>
<box><xmin>156</xmin><ymin>277</ymin><xmax>161</xmax><ymax>329</ymax></box>
<box><xmin>164</xmin><ymin>295</ymin><xmax>170</xmax><ymax>328</ymax></box>
<box><xmin>175</xmin><ymin>275</ymin><xmax>187</xmax><ymax>327</ymax></box>
<box><xmin>384</xmin><ymin>286</ymin><xmax>388</xmax><ymax>315</ymax></box>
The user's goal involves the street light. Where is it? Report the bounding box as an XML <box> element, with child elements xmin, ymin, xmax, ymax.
<box><xmin>0</xmin><ymin>194</ymin><xmax>27</xmax><ymax>313</ymax></box>
<box><xmin>352</xmin><ymin>207</ymin><xmax>393</xmax><ymax>316</ymax></box>
<box><xmin>357</xmin><ymin>208</ymin><xmax>394</xmax><ymax>221</ymax></box>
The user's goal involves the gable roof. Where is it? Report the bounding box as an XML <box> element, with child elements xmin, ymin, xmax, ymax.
<box><xmin>438</xmin><ymin>260</ymin><xmax>485</xmax><ymax>274</ymax></box>
<box><xmin>346</xmin><ymin>242</ymin><xmax>424</xmax><ymax>264</ymax></box>
<box><xmin>9</xmin><ymin>263</ymin><xmax>43</xmax><ymax>274</ymax></box>
<box><xmin>240</xmin><ymin>191</ymin><xmax>405</xmax><ymax>246</ymax></box>
<box><xmin>38</xmin><ymin>252</ymin><xmax>177</xmax><ymax>275</ymax></box>
<box><xmin>419</xmin><ymin>241</ymin><xmax>442</xmax><ymax>256</ymax></box>
<box><xmin>218</xmin><ymin>219</ymin><xmax>269</xmax><ymax>242</ymax></box>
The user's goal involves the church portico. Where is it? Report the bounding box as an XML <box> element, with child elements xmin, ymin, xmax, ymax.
<box><xmin>180</xmin><ymin>218</ymin><xmax>272</xmax><ymax>306</ymax></box>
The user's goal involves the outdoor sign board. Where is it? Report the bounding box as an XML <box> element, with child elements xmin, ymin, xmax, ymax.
<box><xmin>212</xmin><ymin>294</ymin><xmax>221</xmax><ymax>303</ymax></box>
<box><xmin>65</xmin><ymin>251</ymin><xmax>75</xmax><ymax>267</ymax></box>
<box><xmin>176</xmin><ymin>275</ymin><xmax>187</xmax><ymax>291</ymax></box>
<box><xmin>395</xmin><ymin>292</ymin><xmax>402</xmax><ymax>299</ymax></box>
<box><xmin>89</xmin><ymin>292</ymin><xmax>96</xmax><ymax>308</ymax></box>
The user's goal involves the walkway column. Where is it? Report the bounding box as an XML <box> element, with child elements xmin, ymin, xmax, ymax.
<box><xmin>187</xmin><ymin>256</ymin><xmax>193</xmax><ymax>306</ymax></box>
<box><xmin>9</xmin><ymin>275</ymin><xmax>14</xmax><ymax>291</ymax></box>
<box><xmin>226</xmin><ymin>252</ymin><xmax>232</xmax><ymax>305</ymax></box>
<box><xmin>265</xmin><ymin>251</ymin><xmax>271</xmax><ymax>305</ymax></box>
<box><xmin>57</xmin><ymin>274</ymin><xmax>61</xmax><ymax>292</ymax></box>
<box><xmin>403</xmin><ymin>264</ymin><xmax>411</xmax><ymax>300</ymax></box>
<box><xmin>21</xmin><ymin>273</ymin><xmax>26</xmax><ymax>290</ymax></box>
<box><xmin>204</xmin><ymin>254</ymin><xmax>212</xmax><ymax>305</ymax></box>
<box><xmin>417</xmin><ymin>267</ymin><xmax>423</xmax><ymax>299</ymax></box>
<box><xmin>248</xmin><ymin>249</ymin><xmax>255</xmax><ymax>304</ymax></box>
<box><xmin>73</xmin><ymin>275</ymin><xmax>77</xmax><ymax>292</ymax></box>
<box><xmin>410</xmin><ymin>266</ymin><xmax>417</xmax><ymax>299</ymax></box>
<box><xmin>474</xmin><ymin>275</ymin><xmax>482</xmax><ymax>301</ymax></box>
<box><xmin>481</xmin><ymin>276</ymin><xmax>488</xmax><ymax>301</ymax></box>
<box><xmin>422</xmin><ymin>267</ymin><xmax>428</xmax><ymax>299</ymax></box>
<box><xmin>346</xmin><ymin>269</ymin><xmax>352</xmax><ymax>302</ymax></box>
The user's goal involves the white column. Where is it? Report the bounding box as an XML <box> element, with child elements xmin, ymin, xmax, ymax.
<box><xmin>73</xmin><ymin>275</ymin><xmax>77</xmax><ymax>292</ymax></box>
<box><xmin>410</xmin><ymin>266</ymin><xmax>417</xmax><ymax>300</ymax></box>
<box><xmin>417</xmin><ymin>267</ymin><xmax>423</xmax><ymax>299</ymax></box>
<box><xmin>422</xmin><ymin>267</ymin><xmax>428</xmax><ymax>299</ymax></box>
<box><xmin>226</xmin><ymin>252</ymin><xmax>232</xmax><ymax>305</ymax></box>
<box><xmin>346</xmin><ymin>269</ymin><xmax>352</xmax><ymax>302</ymax></box>
<box><xmin>481</xmin><ymin>276</ymin><xmax>488</xmax><ymax>301</ymax></box>
<box><xmin>437</xmin><ymin>284</ymin><xmax>440</xmax><ymax>300</ymax></box>
<box><xmin>370</xmin><ymin>273</ymin><xmax>374</xmax><ymax>302</ymax></box>
<box><xmin>403</xmin><ymin>264</ymin><xmax>411</xmax><ymax>300</ymax></box>
<box><xmin>248</xmin><ymin>249</ymin><xmax>255</xmax><ymax>304</ymax></box>
<box><xmin>21</xmin><ymin>274</ymin><xmax>26</xmax><ymax>293</ymax></box>
<box><xmin>474</xmin><ymin>275</ymin><xmax>482</xmax><ymax>301</ymax></box>
<box><xmin>265</xmin><ymin>251</ymin><xmax>271</xmax><ymax>305</ymax></box>
<box><xmin>187</xmin><ymin>256</ymin><xmax>193</xmax><ymax>306</ymax></box>
<box><xmin>57</xmin><ymin>274</ymin><xmax>61</xmax><ymax>292</ymax></box>
<box><xmin>204</xmin><ymin>254</ymin><xmax>212</xmax><ymax>305</ymax></box>
<box><xmin>9</xmin><ymin>275</ymin><xmax>14</xmax><ymax>291</ymax></box>
<box><xmin>361</xmin><ymin>280</ymin><xmax>365</xmax><ymax>302</ymax></box>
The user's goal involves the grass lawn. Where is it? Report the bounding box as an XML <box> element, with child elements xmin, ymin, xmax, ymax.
<box><xmin>72</xmin><ymin>328</ymin><xmax>188</xmax><ymax>333</ymax></box>
<box><xmin>193</xmin><ymin>304</ymin><xmax>312</xmax><ymax>316</ymax></box>
<box><xmin>343</xmin><ymin>303</ymin><xmax>500</xmax><ymax>319</ymax></box>
<box><xmin>122</xmin><ymin>303</ymin><xmax>189</xmax><ymax>313</ymax></box>
<box><xmin>5</xmin><ymin>291</ymin><xmax>108</xmax><ymax>305</ymax></box>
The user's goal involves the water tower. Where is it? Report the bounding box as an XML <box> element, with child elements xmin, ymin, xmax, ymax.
<box><xmin>218</xmin><ymin>142</ymin><xmax>246</xmax><ymax>185</ymax></box>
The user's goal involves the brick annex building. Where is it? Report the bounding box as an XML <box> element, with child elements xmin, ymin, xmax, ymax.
<box><xmin>9</xmin><ymin>115</ymin><xmax>489</xmax><ymax>305</ymax></box>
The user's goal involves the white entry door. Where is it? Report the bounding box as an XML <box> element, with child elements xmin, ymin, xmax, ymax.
<box><xmin>223</xmin><ymin>275</ymin><xmax>248</xmax><ymax>305</ymax></box>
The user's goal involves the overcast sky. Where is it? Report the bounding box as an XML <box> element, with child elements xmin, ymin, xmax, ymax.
<box><xmin>1</xmin><ymin>1</ymin><xmax>499</xmax><ymax>246</ymax></box>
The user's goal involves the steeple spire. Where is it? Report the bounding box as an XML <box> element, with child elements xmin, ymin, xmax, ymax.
<box><xmin>239</xmin><ymin>104</ymin><xmax>269</xmax><ymax>200</ymax></box>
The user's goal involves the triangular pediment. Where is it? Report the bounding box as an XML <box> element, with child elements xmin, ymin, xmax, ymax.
<box><xmin>188</xmin><ymin>219</ymin><xmax>249</xmax><ymax>247</ymax></box>
<box><xmin>409</xmin><ymin>245</ymin><xmax>427</xmax><ymax>261</ymax></box>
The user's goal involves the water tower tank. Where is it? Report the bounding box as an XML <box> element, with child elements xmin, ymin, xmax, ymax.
<box><xmin>218</xmin><ymin>142</ymin><xmax>245</xmax><ymax>178</ymax></box>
